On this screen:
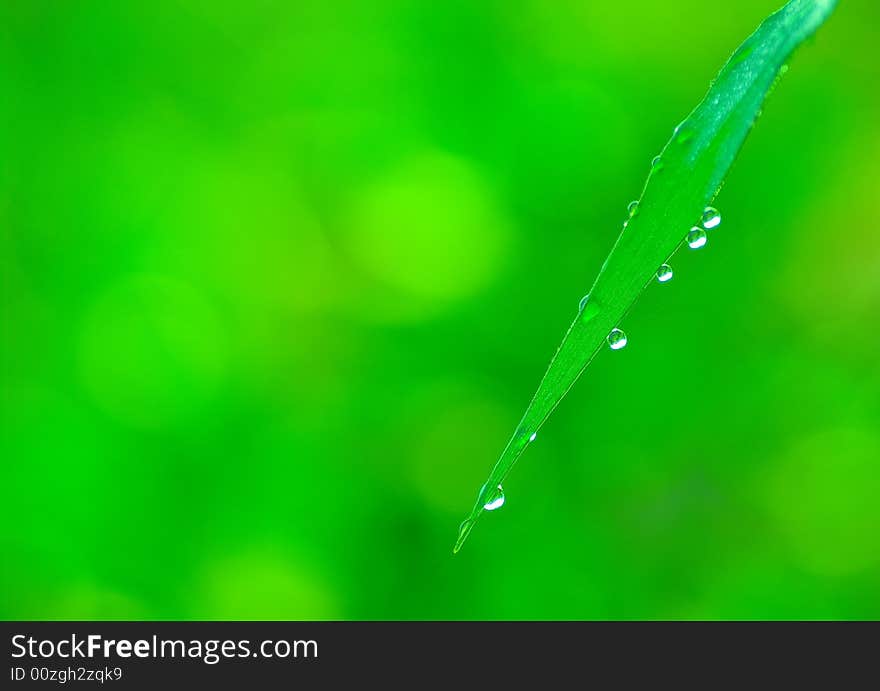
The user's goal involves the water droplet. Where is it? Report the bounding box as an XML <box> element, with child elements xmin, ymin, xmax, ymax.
<box><xmin>687</xmin><ymin>227</ymin><xmax>708</xmax><ymax>249</ymax></box>
<box><xmin>701</xmin><ymin>206</ymin><xmax>721</xmax><ymax>229</ymax></box>
<box><xmin>651</xmin><ymin>155</ymin><xmax>664</xmax><ymax>171</ymax></box>
<box><xmin>731</xmin><ymin>44</ymin><xmax>754</xmax><ymax>67</ymax></box>
<box><xmin>675</xmin><ymin>124</ymin><xmax>694</xmax><ymax>144</ymax></box>
<box><xmin>780</xmin><ymin>63</ymin><xmax>789</xmax><ymax>75</ymax></box>
<box><xmin>454</xmin><ymin>519</ymin><xmax>474</xmax><ymax>553</ymax></box>
<box><xmin>528</xmin><ymin>432</ymin><xmax>537</xmax><ymax>443</ymax></box>
<box><xmin>483</xmin><ymin>485</ymin><xmax>505</xmax><ymax>511</ymax></box>
<box><xmin>607</xmin><ymin>328</ymin><xmax>628</xmax><ymax>351</ymax></box>
<box><xmin>627</xmin><ymin>200</ymin><xmax>640</xmax><ymax>218</ymax></box>
<box><xmin>579</xmin><ymin>294</ymin><xmax>601</xmax><ymax>323</ymax></box>
<box><xmin>656</xmin><ymin>264</ymin><xmax>674</xmax><ymax>283</ymax></box>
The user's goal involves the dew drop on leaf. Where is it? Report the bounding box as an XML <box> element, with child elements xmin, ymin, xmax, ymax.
<box><xmin>483</xmin><ymin>485</ymin><xmax>505</xmax><ymax>511</ymax></box>
<box><xmin>657</xmin><ymin>264</ymin><xmax>674</xmax><ymax>283</ymax></box>
<box><xmin>607</xmin><ymin>328</ymin><xmax>628</xmax><ymax>350</ymax></box>
<box><xmin>456</xmin><ymin>519</ymin><xmax>474</xmax><ymax>547</ymax></box>
<box><xmin>675</xmin><ymin>123</ymin><xmax>694</xmax><ymax>144</ymax></box>
<box><xmin>579</xmin><ymin>294</ymin><xmax>601</xmax><ymax>323</ymax></box>
<box><xmin>687</xmin><ymin>227</ymin><xmax>708</xmax><ymax>249</ymax></box>
<box><xmin>701</xmin><ymin>206</ymin><xmax>722</xmax><ymax>229</ymax></box>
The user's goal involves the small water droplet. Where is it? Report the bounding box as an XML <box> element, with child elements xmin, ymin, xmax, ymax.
<box><xmin>607</xmin><ymin>328</ymin><xmax>628</xmax><ymax>350</ymax></box>
<box><xmin>701</xmin><ymin>206</ymin><xmax>721</xmax><ymax>229</ymax></box>
<box><xmin>528</xmin><ymin>432</ymin><xmax>537</xmax><ymax>443</ymax></box>
<box><xmin>483</xmin><ymin>484</ymin><xmax>505</xmax><ymax>511</ymax></box>
<box><xmin>780</xmin><ymin>63</ymin><xmax>789</xmax><ymax>75</ymax></box>
<box><xmin>687</xmin><ymin>227</ymin><xmax>708</xmax><ymax>249</ymax></box>
<box><xmin>454</xmin><ymin>519</ymin><xmax>474</xmax><ymax>552</ymax></box>
<box><xmin>579</xmin><ymin>294</ymin><xmax>601</xmax><ymax>323</ymax></box>
<box><xmin>651</xmin><ymin>155</ymin><xmax>664</xmax><ymax>171</ymax></box>
<box><xmin>627</xmin><ymin>200</ymin><xmax>640</xmax><ymax>218</ymax></box>
<box><xmin>731</xmin><ymin>44</ymin><xmax>754</xmax><ymax>67</ymax></box>
<box><xmin>657</xmin><ymin>264</ymin><xmax>674</xmax><ymax>283</ymax></box>
<box><xmin>675</xmin><ymin>124</ymin><xmax>694</xmax><ymax>144</ymax></box>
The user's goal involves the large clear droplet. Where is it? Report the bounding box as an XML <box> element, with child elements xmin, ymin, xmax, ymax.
<box><xmin>687</xmin><ymin>227</ymin><xmax>708</xmax><ymax>249</ymax></box>
<box><xmin>607</xmin><ymin>328</ymin><xmax>628</xmax><ymax>350</ymax></box>
<box><xmin>701</xmin><ymin>206</ymin><xmax>721</xmax><ymax>229</ymax></box>
<box><xmin>627</xmin><ymin>200</ymin><xmax>640</xmax><ymax>218</ymax></box>
<box><xmin>657</xmin><ymin>264</ymin><xmax>674</xmax><ymax>283</ymax></box>
<box><xmin>483</xmin><ymin>485</ymin><xmax>505</xmax><ymax>511</ymax></box>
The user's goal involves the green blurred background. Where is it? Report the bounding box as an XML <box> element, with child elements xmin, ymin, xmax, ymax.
<box><xmin>1</xmin><ymin>0</ymin><xmax>878</xmax><ymax>620</ymax></box>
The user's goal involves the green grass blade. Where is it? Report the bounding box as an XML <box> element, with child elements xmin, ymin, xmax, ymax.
<box><xmin>454</xmin><ymin>0</ymin><xmax>837</xmax><ymax>553</ymax></box>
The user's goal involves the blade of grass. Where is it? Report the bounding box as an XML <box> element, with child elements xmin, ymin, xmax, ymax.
<box><xmin>454</xmin><ymin>0</ymin><xmax>837</xmax><ymax>553</ymax></box>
